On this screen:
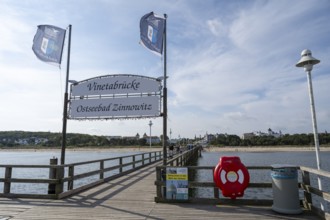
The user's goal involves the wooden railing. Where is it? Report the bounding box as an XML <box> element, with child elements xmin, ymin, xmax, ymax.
<box><xmin>165</xmin><ymin>146</ymin><xmax>201</xmax><ymax>166</ymax></box>
<box><xmin>0</xmin><ymin>147</ymin><xmax>201</xmax><ymax>200</ymax></box>
<box><xmin>155</xmin><ymin>165</ymin><xmax>330</xmax><ymax>219</ymax></box>
<box><xmin>0</xmin><ymin>151</ymin><xmax>162</xmax><ymax>199</ymax></box>
<box><xmin>300</xmin><ymin>166</ymin><xmax>330</xmax><ymax>219</ymax></box>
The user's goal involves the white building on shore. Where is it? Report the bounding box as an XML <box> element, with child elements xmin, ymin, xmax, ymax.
<box><xmin>242</xmin><ymin>128</ymin><xmax>282</xmax><ymax>139</ymax></box>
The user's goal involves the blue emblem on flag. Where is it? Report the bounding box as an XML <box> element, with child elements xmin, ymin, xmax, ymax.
<box><xmin>148</xmin><ymin>25</ymin><xmax>158</xmax><ymax>43</ymax></box>
<box><xmin>140</xmin><ymin>12</ymin><xmax>165</xmax><ymax>56</ymax></box>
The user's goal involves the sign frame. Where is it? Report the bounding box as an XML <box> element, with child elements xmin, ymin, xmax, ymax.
<box><xmin>68</xmin><ymin>74</ymin><xmax>162</xmax><ymax>120</ymax></box>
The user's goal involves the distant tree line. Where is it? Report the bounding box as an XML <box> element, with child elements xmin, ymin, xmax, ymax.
<box><xmin>0</xmin><ymin>131</ymin><xmax>150</xmax><ymax>147</ymax></box>
<box><xmin>211</xmin><ymin>133</ymin><xmax>330</xmax><ymax>147</ymax></box>
<box><xmin>1</xmin><ymin>131</ymin><xmax>330</xmax><ymax>148</ymax></box>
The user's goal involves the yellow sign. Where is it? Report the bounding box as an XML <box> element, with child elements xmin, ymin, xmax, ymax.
<box><xmin>166</xmin><ymin>174</ymin><xmax>188</xmax><ymax>180</ymax></box>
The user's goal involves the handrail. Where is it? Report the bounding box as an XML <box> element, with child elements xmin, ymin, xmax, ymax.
<box><xmin>299</xmin><ymin>166</ymin><xmax>330</xmax><ymax>219</ymax></box>
<box><xmin>155</xmin><ymin>165</ymin><xmax>330</xmax><ymax>219</ymax></box>
<box><xmin>0</xmin><ymin>151</ymin><xmax>163</xmax><ymax>199</ymax></box>
<box><xmin>0</xmin><ymin>147</ymin><xmax>201</xmax><ymax>200</ymax></box>
<box><xmin>165</xmin><ymin>146</ymin><xmax>201</xmax><ymax>166</ymax></box>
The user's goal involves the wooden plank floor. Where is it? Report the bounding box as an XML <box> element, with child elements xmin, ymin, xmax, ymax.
<box><xmin>0</xmin><ymin>162</ymin><xmax>318</xmax><ymax>220</ymax></box>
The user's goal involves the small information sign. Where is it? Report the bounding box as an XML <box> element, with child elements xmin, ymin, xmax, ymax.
<box><xmin>166</xmin><ymin>167</ymin><xmax>188</xmax><ymax>200</ymax></box>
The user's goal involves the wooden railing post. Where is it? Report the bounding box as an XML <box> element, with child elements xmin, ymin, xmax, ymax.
<box><xmin>68</xmin><ymin>165</ymin><xmax>74</xmax><ymax>190</ymax></box>
<box><xmin>133</xmin><ymin>155</ymin><xmax>136</xmax><ymax>169</ymax></box>
<box><xmin>156</xmin><ymin>167</ymin><xmax>162</xmax><ymax>200</ymax></box>
<box><xmin>142</xmin><ymin>154</ymin><xmax>145</xmax><ymax>166</ymax></box>
<box><xmin>100</xmin><ymin>161</ymin><xmax>104</xmax><ymax>179</ymax></box>
<box><xmin>55</xmin><ymin>166</ymin><xmax>64</xmax><ymax>196</ymax></box>
<box><xmin>119</xmin><ymin>158</ymin><xmax>123</xmax><ymax>173</ymax></box>
<box><xmin>48</xmin><ymin>158</ymin><xmax>58</xmax><ymax>194</ymax></box>
<box><xmin>302</xmin><ymin>169</ymin><xmax>312</xmax><ymax>209</ymax></box>
<box><xmin>149</xmin><ymin>152</ymin><xmax>152</xmax><ymax>163</ymax></box>
<box><xmin>4</xmin><ymin>167</ymin><xmax>12</xmax><ymax>194</ymax></box>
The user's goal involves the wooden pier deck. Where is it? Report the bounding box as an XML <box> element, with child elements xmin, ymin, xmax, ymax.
<box><xmin>0</xmin><ymin>162</ymin><xmax>318</xmax><ymax>220</ymax></box>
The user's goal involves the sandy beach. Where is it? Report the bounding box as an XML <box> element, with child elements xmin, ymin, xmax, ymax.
<box><xmin>207</xmin><ymin>146</ymin><xmax>330</xmax><ymax>152</ymax></box>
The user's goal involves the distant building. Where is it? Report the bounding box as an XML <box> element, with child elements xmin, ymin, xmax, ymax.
<box><xmin>254</xmin><ymin>131</ymin><xmax>268</xmax><ymax>136</ymax></box>
<box><xmin>34</xmin><ymin>137</ymin><xmax>48</xmax><ymax>145</ymax></box>
<box><xmin>242</xmin><ymin>133</ymin><xmax>255</xmax><ymax>140</ymax></box>
<box><xmin>267</xmin><ymin>128</ymin><xmax>282</xmax><ymax>138</ymax></box>
<box><xmin>145</xmin><ymin>136</ymin><xmax>161</xmax><ymax>144</ymax></box>
<box><xmin>14</xmin><ymin>137</ymin><xmax>49</xmax><ymax>145</ymax></box>
<box><xmin>243</xmin><ymin>128</ymin><xmax>282</xmax><ymax>139</ymax></box>
<box><xmin>122</xmin><ymin>133</ymin><xmax>140</xmax><ymax>141</ymax></box>
<box><xmin>202</xmin><ymin>134</ymin><xmax>216</xmax><ymax>143</ymax></box>
<box><xmin>142</xmin><ymin>133</ymin><xmax>160</xmax><ymax>144</ymax></box>
<box><xmin>106</xmin><ymin>136</ymin><xmax>121</xmax><ymax>141</ymax></box>
<box><xmin>15</xmin><ymin>139</ymin><xmax>29</xmax><ymax>145</ymax></box>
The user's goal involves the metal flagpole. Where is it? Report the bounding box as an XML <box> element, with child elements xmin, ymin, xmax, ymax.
<box><xmin>60</xmin><ymin>24</ymin><xmax>72</xmax><ymax>165</ymax></box>
<box><xmin>162</xmin><ymin>14</ymin><xmax>168</xmax><ymax>166</ymax></box>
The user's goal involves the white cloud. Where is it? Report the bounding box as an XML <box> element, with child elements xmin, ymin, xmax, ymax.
<box><xmin>0</xmin><ymin>4</ymin><xmax>31</xmax><ymax>54</ymax></box>
<box><xmin>166</xmin><ymin>0</ymin><xmax>330</xmax><ymax>137</ymax></box>
<box><xmin>0</xmin><ymin>0</ymin><xmax>329</xmax><ymax>139</ymax></box>
<box><xmin>207</xmin><ymin>19</ymin><xmax>227</xmax><ymax>37</ymax></box>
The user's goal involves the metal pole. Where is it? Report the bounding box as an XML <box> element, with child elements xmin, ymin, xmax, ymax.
<box><xmin>170</xmin><ymin>129</ymin><xmax>172</xmax><ymax>143</ymax></box>
<box><xmin>306</xmin><ymin>70</ymin><xmax>322</xmax><ymax>190</ymax></box>
<box><xmin>162</xmin><ymin>14</ymin><xmax>168</xmax><ymax>165</ymax></box>
<box><xmin>60</xmin><ymin>24</ymin><xmax>72</xmax><ymax>165</ymax></box>
<box><xmin>296</xmin><ymin>50</ymin><xmax>323</xmax><ymax>210</ymax></box>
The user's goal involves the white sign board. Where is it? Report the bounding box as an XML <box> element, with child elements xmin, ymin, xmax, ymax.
<box><xmin>71</xmin><ymin>75</ymin><xmax>161</xmax><ymax>96</ymax></box>
<box><xmin>69</xmin><ymin>96</ymin><xmax>160</xmax><ymax>119</ymax></box>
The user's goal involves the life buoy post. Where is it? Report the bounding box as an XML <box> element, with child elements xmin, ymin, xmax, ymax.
<box><xmin>213</xmin><ymin>156</ymin><xmax>250</xmax><ymax>199</ymax></box>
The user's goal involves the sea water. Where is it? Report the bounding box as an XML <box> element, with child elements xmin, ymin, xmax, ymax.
<box><xmin>0</xmin><ymin>150</ymin><xmax>140</xmax><ymax>194</ymax></box>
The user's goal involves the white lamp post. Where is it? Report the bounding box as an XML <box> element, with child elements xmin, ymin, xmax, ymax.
<box><xmin>296</xmin><ymin>49</ymin><xmax>323</xmax><ymax>208</ymax></box>
<box><xmin>148</xmin><ymin>120</ymin><xmax>153</xmax><ymax>148</ymax></box>
<box><xmin>170</xmin><ymin>129</ymin><xmax>172</xmax><ymax>144</ymax></box>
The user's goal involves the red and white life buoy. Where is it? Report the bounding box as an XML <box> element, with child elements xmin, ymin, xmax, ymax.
<box><xmin>213</xmin><ymin>156</ymin><xmax>250</xmax><ymax>199</ymax></box>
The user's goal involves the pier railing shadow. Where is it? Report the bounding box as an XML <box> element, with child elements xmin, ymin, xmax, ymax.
<box><xmin>155</xmin><ymin>164</ymin><xmax>330</xmax><ymax>220</ymax></box>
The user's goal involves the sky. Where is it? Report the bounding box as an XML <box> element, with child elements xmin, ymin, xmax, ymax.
<box><xmin>1</xmin><ymin>0</ymin><xmax>330</xmax><ymax>139</ymax></box>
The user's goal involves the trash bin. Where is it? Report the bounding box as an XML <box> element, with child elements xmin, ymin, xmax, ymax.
<box><xmin>271</xmin><ymin>164</ymin><xmax>302</xmax><ymax>214</ymax></box>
